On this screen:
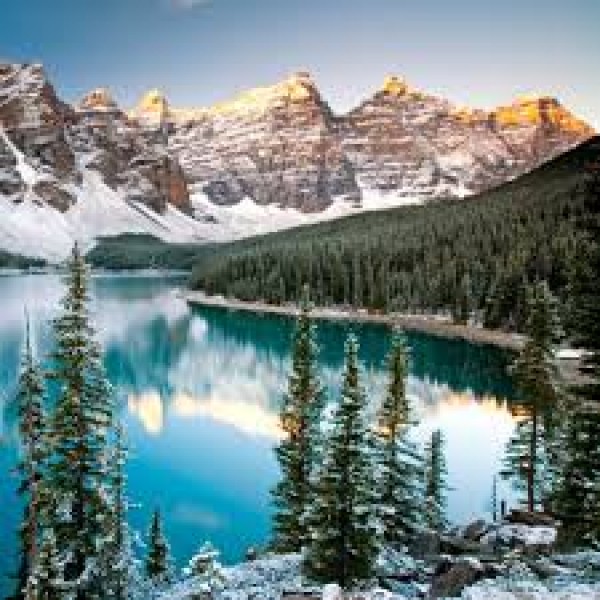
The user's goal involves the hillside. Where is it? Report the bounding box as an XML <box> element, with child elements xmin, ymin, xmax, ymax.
<box><xmin>86</xmin><ymin>233</ymin><xmax>215</xmax><ymax>271</ymax></box>
<box><xmin>189</xmin><ymin>136</ymin><xmax>600</xmax><ymax>332</ymax></box>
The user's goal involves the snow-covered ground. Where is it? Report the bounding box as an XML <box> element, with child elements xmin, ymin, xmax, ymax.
<box><xmin>188</xmin><ymin>185</ymin><xmax>423</xmax><ymax>243</ymax></box>
<box><xmin>156</xmin><ymin>550</ymin><xmax>600</xmax><ymax>600</ymax></box>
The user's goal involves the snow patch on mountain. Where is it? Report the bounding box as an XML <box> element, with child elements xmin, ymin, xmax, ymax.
<box><xmin>0</xmin><ymin>159</ymin><xmax>207</xmax><ymax>261</ymax></box>
<box><xmin>189</xmin><ymin>187</ymin><xmax>423</xmax><ymax>243</ymax></box>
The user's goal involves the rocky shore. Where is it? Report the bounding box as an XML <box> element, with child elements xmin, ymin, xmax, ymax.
<box><xmin>184</xmin><ymin>291</ymin><xmax>525</xmax><ymax>350</ymax></box>
<box><xmin>160</xmin><ymin>511</ymin><xmax>600</xmax><ymax>600</ymax></box>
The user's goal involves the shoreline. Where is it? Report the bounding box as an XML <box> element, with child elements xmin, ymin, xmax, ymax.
<box><xmin>184</xmin><ymin>291</ymin><xmax>525</xmax><ymax>351</ymax></box>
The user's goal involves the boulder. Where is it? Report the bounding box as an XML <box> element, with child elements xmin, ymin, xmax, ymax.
<box><xmin>428</xmin><ymin>558</ymin><xmax>484</xmax><ymax>598</ymax></box>
<box><xmin>321</xmin><ymin>583</ymin><xmax>343</xmax><ymax>600</ymax></box>
<box><xmin>462</xmin><ymin>520</ymin><xmax>489</xmax><ymax>541</ymax></box>
<box><xmin>439</xmin><ymin>534</ymin><xmax>486</xmax><ymax>556</ymax></box>
<box><xmin>411</xmin><ymin>530</ymin><xmax>441</xmax><ymax>558</ymax></box>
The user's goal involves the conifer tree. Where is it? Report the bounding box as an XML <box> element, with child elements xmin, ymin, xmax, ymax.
<box><xmin>374</xmin><ymin>335</ymin><xmax>423</xmax><ymax>545</ymax></box>
<box><xmin>46</xmin><ymin>243</ymin><xmax>114</xmax><ymax>598</ymax></box>
<box><xmin>304</xmin><ymin>334</ymin><xmax>377</xmax><ymax>587</ymax></box>
<box><xmin>12</xmin><ymin>320</ymin><xmax>48</xmax><ymax>600</ymax></box>
<box><xmin>552</xmin><ymin>160</ymin><xmax>600</xmax><ymax>545</ymax></box>
<box><xmin>501</xmin><ymin>281</ymin><xmax>562</xmax><ymax>512</ymax></box>
<box><xmin>102</xmin><ymin>424</ymin><xmax>132</xmax><ymax>600</ymax></box>
<box><xmin>26</xmin><ymin>529</ymin><xmax>61</xmax><ymax>600</ymax></box>
<box><xmin>183</xmin><ymin>542</ymin><xmax>225</xmax><ymax>592</ymax></box>
<box><xmin>272</xmin><ymin>285</ymin><xmax>325</xmax><ymax>551</ymax></box>
<box><xmin>145</xmin><ymin>509</ymin><xmax>172</xmax><ymax>586</ymax></box>
<box><xmin>423</xmin><ymin>430</ymin><xmax>449</xmax><ymax>532</ymax></box>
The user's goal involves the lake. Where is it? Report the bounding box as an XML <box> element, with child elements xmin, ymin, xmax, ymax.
<box><xmin>0</xmin><ymin>273</ymin><xmax>516</xmax><ymax>593</ymax></box>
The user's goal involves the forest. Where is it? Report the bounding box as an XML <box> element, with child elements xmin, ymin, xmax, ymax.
<box><xmin>190</xmin><ymin>137</ymin><xmax>600</xmax><ymax>333</ymax></box>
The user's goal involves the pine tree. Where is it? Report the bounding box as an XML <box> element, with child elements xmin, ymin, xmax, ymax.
<box><xmin>145</xmin><ymin>509</ymin><xmax>172</xmax><ymax>586</ymax></box>
<box><xmin>423</xmin><ymin>430</ymin><xmax>449</xmax><ymax>532</ymax></box>
<box><xmin>501</xmin><ymin>281</ymin><xmax>562</xmax><ymax>512</ymax></box>
<box><xmin>102</xmin><ymin>424</ymin><xmax>132</xmax><ymax>600</ymax></box>
<box><xmin>304</xmin><ymin>334</ymin><xmax>377</xmax><ymax>587</ymax></box>
<box><xmin>12</xmin><ymin>320</ymin><xmax>48</xmax><ymax>600</ymax></box>
<box><xmin>272</xmin><ymin>285</ymin><xmax>325</xmax><ymax>551</ymax></box>
<box><xmin>26</xmin><ymin>528</ymin><xmax>61</xmax><ymax>600</ymax></box>
<box><xmin>551</xmin><ymin>159</ymin><xmax>600</xmax><ymax>545</ymax></box>
<box><xmin>183</xmin><ymin>542</ymin><xmax>225</xmax><ymax>592</ymax></box>
<box><xmin>374</xmin><ymin>335</ymin><xmax>423</xmax><ymax>546</ymax></box>
<box><xmin>46</xmin><ymin>243</ymin><xmax>115</xmax><ymax>599</ymax></box>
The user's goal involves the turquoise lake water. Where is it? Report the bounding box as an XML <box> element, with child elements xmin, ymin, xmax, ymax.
<box><xmin>0</xmin><ymin>273</ymin><xmax>516</xmax><ymax>593</ymax></box>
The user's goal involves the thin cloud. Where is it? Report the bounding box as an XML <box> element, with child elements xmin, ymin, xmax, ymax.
<box><xmin>168</xmin><ymin>0</ymin><xmax>211</xmax><ymax>9</ymax></box>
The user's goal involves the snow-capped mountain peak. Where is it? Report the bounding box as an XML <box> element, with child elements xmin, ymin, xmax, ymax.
<box><xmin>0</xmin><ymin>61</ymin><xmax>595</xmax><ymax>261</ymax></box>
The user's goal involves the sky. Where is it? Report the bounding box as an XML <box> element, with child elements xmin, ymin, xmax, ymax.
<box><xmin>1</xmin><ymin>0</ymin><xmax>599</xmax><ymax>128</ymax></box>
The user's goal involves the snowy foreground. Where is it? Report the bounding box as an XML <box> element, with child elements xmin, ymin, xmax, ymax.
<box><xmin>159</xmin><ymin>550</ymin><xmax>600</xmax><ymax>600</ymax></box>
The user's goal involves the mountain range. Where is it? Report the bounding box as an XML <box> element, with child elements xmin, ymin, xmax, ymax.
<box><xmin>0</xmin><ymin>62</ymin><xmax>594</xmax><ymax>261</ymax></box>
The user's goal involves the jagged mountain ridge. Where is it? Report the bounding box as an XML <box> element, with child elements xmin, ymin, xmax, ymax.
<box><xmin>0</xmin><ymin>63</ymin><xmax>594</xmax><ymax>260</ymax></box>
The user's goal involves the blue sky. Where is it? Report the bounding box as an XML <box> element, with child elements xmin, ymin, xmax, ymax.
<box><xmin>1</xmin><ymin>0</ymin><xmax>598</xmax><ymax>127</ymax></box>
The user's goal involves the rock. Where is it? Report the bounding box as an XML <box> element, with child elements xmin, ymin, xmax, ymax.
<box><xmin>321</xmin><ymin>583</ymin><xmax>343</xmax><ymax>600</ymax></box>
<box><xmin>527</xmin><ymin>558</ymin><xmax>572</xmax><ymax>579</ymax></box>
<box><xmin>439</xmin><ymin>534</ymin><xmax>486</xmax><ymax>556</ymax></box>
<box><xmin>462</xmin><ymin>520</ymin><xmax>489</xmax><ymax>541</ymax></box>
<box><xmin>411</xmin><ymin>530</ymin><xmax>441</xmax><ymax>559</ymax></box>
<box><xmin>376</xmin><ymin>546</ymin><xmax>419</xmax><ymax>582</ymax></box>
<box><xmin>167</xmin><ymin>72</ymin><xmax>360</xmax><ymax>212</ymax></box>
<box><xmin>483</xmin><ymin>523</ymin><xmax>557</xmax><ymax>555</ymax></box>
<box><xmin>428</xmin><ymin>558</ymin><xmax>484</xmax><ymax>599</ymax></box>
<box><xmin>32</xmin><ymin>181</ymin><xmax>75</xmax><ymax>212</ymax></box>
<box><xmin>164</xmin><ymin>72</ymin><xmax>594</xmax><ymax>212</ymax></box>
<box><xmin>245</xmin><ymin>547</ymin><xmax>259</xmax><ymax>562</ymax></box>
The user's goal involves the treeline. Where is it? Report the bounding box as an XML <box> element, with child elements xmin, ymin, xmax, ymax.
<box><xmin>86</xmin><ymin>234</ymin><xmax>214</xmax><ymax>271</ymax></box>
<box><xmin>191</xmin><ymin>137</ymin><xmax>600</xmax><ymax>333</ymax></box>
<box><xmin>0</xmin><ymin>250</ymin><xmax>45</xmax><ymax>269</ymax></box>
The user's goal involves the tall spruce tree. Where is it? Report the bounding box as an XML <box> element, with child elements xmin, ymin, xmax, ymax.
<box><xmin>551</xmin><ymin>158</ymin><xmax>600</xmax><ymax>545</ymax></box>
<box><xmin>26</xmin><ymin>528</ymin><xmax>61</xmax><ymax>600</ymax></box>
<box><xmin>304</xmin><ymin>334</ymin><xmax>377</xmax><ymax>587</ymax></box>
<box><xmin>12</xmin><ymin>320</ymin><xmax>48</xmax><ymax>600</ymax></box>
<box><xmin>46</xmin><ymin>243</ymin><xmax>114</xmax><ymax>599</ymax></box>
<box><xmin>102</xmin><ymin>424</ymin><xmax>132</xmax><ymax>600</ymax></box>
<box><xmin>501</xmin><ymin>280</ymin><xmax>562</xmax><ymax>512</ymax></box>
<box><xmin>146</xmin><ymin>509</ymin><xmax>172</xmax><ymax>585</ymax></box>
<box><xmin>374</xmin><ymin>335</ymin><xmax>423</xmax><ymax>545</ymax></box>
<box><xmin>423</xmin><ymin>430</ymin><xmax>449</xmax><ymax>532</ymax></box>
<box><xmin>272</xmin><ymin>286</ymin><xmax>325</xmax><ymax>551</ymax></box>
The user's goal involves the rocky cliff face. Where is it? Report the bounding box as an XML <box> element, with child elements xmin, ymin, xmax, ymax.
<box><xmin>164</xmin><ymin>73</ymin><xmax>359</xmax><ymax>211</ymax></box>
<box><xmin>0</xmin><ymin>62</ymin><xmax>595</xmax><ymax>260</ymax></box>
<box><xmin>0</xmin><ymin>65</ymin><xmax>190</xmax><ymax>216</ymax></box>
<box><xmin>160</xmin><ymin>74</ymin><xmax>593</xmax><ymax>209</ymax></box>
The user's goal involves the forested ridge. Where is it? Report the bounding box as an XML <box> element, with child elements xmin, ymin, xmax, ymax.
<box><xmin>190</xmin><ymin>137</ymin><xmax>600</xmax><ymax>333</ymax></box>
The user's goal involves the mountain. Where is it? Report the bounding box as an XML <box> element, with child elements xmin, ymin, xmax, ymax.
<box><xmin>0</xmin><ymin>62</ymin><xmax>594</xmax><ymax>261</ymax></box>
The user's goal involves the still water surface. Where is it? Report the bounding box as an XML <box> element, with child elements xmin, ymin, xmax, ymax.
<box><xmin>0</xmin><ymin>273</ymin><xmax>516</xmax><ymax>591</ymax></box>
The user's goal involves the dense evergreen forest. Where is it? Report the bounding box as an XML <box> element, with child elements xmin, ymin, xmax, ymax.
<box><xmin>86</xmin><ymin>234</ymin><xmax>214</xmax><ymax>271</ymax></box>
<box><xmin>190</xmin><ymin>137</ymin><xmax>600</xmax><ymax>333</ymax></box>
<box><xmin>0</xmin><ymin>250</ymin><xmax>45</xmax><ymax>270</ymax></box>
